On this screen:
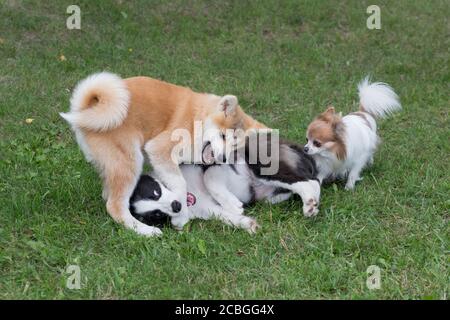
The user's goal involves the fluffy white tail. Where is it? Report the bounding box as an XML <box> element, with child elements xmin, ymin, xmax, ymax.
<box><xmin>358</xmin><ymin>77</ymin><xmax>401</xmax><ymax>118</ymax></box>
<box><xmin>60</xmin><ymin>72</ymin><xmax>130</xmax><ymax>131</ymax></box>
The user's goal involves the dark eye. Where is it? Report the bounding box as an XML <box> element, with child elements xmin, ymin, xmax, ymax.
<box><xmin>313</xmin><ymin>140</ymin><xmax>322</xmax><ymax>147</ymax></box>
<box><xmin>147</xmin><ymin>187</ymin><xmax>161</xmax><ymax>200</ymax></box>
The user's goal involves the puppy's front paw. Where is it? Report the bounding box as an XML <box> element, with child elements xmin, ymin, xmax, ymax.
<box><xmin>136</xmin><ymin>225</ymin><xmax>163</xmax><ymax>237</ymax></box>
<box><xmin>240</xmin><ymin>217</ymin><xmax>260</xmax><ymax>234</ymax></box>
<box><xmin>303</xmin><ymin>198</ymin><xmax>319</xmax><ymax>217</ymax></box>
<box><xmin>171</xmin><ymin>214</ymin><xmax>190</xmax><ymax>231</ymax></box>
<box><xmin>344</xmin><ymin>182</ymin><xmax>355</xmax><ymax>191</ymax></box>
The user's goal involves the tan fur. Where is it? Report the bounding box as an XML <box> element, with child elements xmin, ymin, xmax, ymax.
<box><xmin>307</xmin><ymin>106</ymin><xmax>346</xmax><ymax>160</ymax></box>
<box><xmin>65</xmin><ymin>75</ymin><xmax>266</xmax><ymax>235</ymax></box>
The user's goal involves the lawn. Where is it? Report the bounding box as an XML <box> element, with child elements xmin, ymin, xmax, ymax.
<box><xmin>0</xmin><ymin>0</ymin><xmax>448</xmax><ymax>299</ymax></box>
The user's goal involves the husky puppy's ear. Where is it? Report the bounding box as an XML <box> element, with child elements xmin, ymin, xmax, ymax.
<box><xmin>217</xmin><ymin>95</ymin><xmax>238</xmax><ymax>117</ymax></box>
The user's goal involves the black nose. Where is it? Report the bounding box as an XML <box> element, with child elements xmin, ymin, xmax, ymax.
<box><xmin>304</xmin><ymin>146</ymin><xmax>309</xmax><ymax>153</ymax></box>
<box><xmin>171</xmin><ymin>200</ymin><xmax>182</xmax><ymax>213</ymax></box>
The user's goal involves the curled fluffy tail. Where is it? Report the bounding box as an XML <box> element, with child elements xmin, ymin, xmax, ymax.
<box><xmin>60</xmin><ymin>72</ymin><xmax>130</xmax><ymax>131</ymax></box>
<box><xmin>358</xmin><ymin>76</ymin><xmax>401</xmax><ymax>119</ymax></box>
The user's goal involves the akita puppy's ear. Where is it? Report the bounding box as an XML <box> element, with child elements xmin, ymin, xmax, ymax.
<box><xmin>217</xmin><ymin>95</ymin><xmax>238</xmax><ymax>117</ymax></box>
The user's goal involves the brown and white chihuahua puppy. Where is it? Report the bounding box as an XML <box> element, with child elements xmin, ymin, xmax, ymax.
<box><xmin>304</xmin><ymin>77</ymin><xmax>401</xmax><ymax>190</ymax></box>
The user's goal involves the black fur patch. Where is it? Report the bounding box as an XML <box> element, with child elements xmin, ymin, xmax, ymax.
<box><xmin>129</xmin><ymin>175</ymin><xmax>170</xmax><ymax>228</ymax></box>
<box><xmin>130</xmin><ymin>175</ymin><xmax>162</xmax><ymax>202</ymax></box>
<box><xmin>244</xmin><ymin>132</ymin><xmax>318</xmax><ymax>184</ymax></box>
<box><xmin>243</xmin><ymin>185</ymin><xmax>256</xmax><ymax>207</ymax></box>
<box><xmin>132</xmin><ymin>209</ymin><xmax>170</xmax><ymax>228</ymax></box>
<box><xmin>272</xmin><ymin>187</ymin><xmax>291</xmax><ymax>196</ymax></box>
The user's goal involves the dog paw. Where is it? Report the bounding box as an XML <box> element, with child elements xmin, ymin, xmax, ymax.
<box><xmin>241</xmin><ymin>217</ymin><xmax>260</xmax><ymax>234</ymax></box>
<box><xmin>171</xmin><ymin>214</ymin><xmax>190</xmax><ymax>230</ymax></box>
<box><xmin>136</xmin><ymin>225</ymin><xmax>163</xmax><ymax>237</ymax></box>
<box><xmin>303</xmin><ymin>198</ymin><xmax>319</xmax><ymax>217</ymax></box>
<box><xmin>249</xmin><ymin>219</ymin><xmax>261</xmax><ymax>234</ymax></box>
<box><xmin>344</xmin><ymin>183</ymin><xmax>355</xmax><ymax>191</ymax></box>
<box><xmin>345</xmin><ymin>177</ymin><xmax>361</xmax><ymax>190</ymax></box>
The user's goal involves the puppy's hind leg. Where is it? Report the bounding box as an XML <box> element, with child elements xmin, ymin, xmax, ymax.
<box><xmin>266</xmin><ymin>190</ymin><xmax>292</xmax><ymax>204</ymax></box>
<box><xmin>345</xmin><ymin>162</ymin><xmax>365</xmax><ymax>190</ymax></box>
<box><xmin>203</xmin><ymin>166</ymin><xmax>244</xmax><ymax>215</ymax></box>
<box><xmin>292</xmin><ymin>180</ymin><xmax>321</xmax><ymax>217</ymax></box>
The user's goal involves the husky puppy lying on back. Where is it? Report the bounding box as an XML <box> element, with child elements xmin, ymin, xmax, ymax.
<box><xmin>130</xmin><ymin>164</ymin><xmax>260</xmax><ymax>234</ymax></box>
<box><xmin>130</xmin><ymin>132</ymin><xmax>320</xmax><ymax>234</ymax></box>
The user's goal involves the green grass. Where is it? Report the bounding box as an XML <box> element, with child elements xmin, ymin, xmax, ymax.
<box><xmin>0</xmin><ymin>0</ymin><xmax>448</xmax><ymax>299</ymax></box>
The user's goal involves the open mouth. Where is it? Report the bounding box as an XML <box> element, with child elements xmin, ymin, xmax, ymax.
<box><xmin>202</xmin><ymin>141</ymin><xmax>215</xmax><ymax>165</ymax></box>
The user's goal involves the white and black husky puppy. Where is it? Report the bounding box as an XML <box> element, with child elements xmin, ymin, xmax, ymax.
<box><xmin>130</xmin><ymin>163</ymin><xmax>260</xmax><ymax>235</ymax></box>
<box><xmin>130</xmin><ymin>132</ymin><xmax>320</xmax><ymax>235</ymax></box>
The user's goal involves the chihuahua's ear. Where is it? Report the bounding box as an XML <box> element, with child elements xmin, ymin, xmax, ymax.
<box><xmin>325</xmin><ymin>105</ymin><xmax>335</xmax><ymax>114</ymax></box>
<box><xmin>217</xmin><ymin>95</ymin><xmax>238</xmax><ymax>117</ymax></box>
<box><xmin>318</xmin><ymin>105</ymin><xmax>336</xmax><ymax>122</ymax></box>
